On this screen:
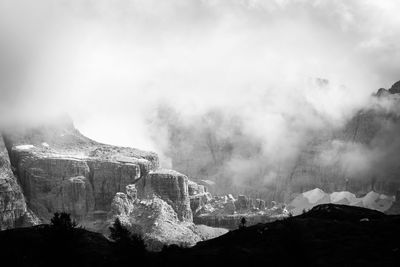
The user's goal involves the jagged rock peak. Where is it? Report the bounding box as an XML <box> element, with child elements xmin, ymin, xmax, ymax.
<box><xmin>389</xmin><ymin>80</ymin><xmax>400</xmax><ymax>94</ymax></box>
<box><xmin>375</xmin><ymin>80</ymin><xmax>400</xmax><ymax>96</ymax></box>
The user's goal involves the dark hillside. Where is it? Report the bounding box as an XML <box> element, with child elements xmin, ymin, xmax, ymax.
<box><xmin>1</xmin><ymin>204</ymin><xmax>400</xmax><ymax>267</ymax></box>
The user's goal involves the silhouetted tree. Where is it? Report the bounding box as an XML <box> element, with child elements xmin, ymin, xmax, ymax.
<box><xmin>44</xmin><ymin>212</ymin><xmax>80</xmax><ymax>267</ymax></box>
<box><xmin>109</xmin><ymin>217</ymin><xmax>131</xmax><ymax>243</ymax></box>
<box><xmin>239</xmin><ymin>217</ymin><xmax>247</xmax><ymax>229</ymax></box>
<box><xmin>50</xmin><ymin>212</ymin><xmax>77</xmax><ymax>231</ymax></box>
<box><xmin>109</xmin><ymin>217</ymin><xmax>146</xmax><ymax>257</ymax></box>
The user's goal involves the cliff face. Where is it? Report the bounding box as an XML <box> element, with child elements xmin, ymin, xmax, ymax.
<box><xmin>110</xmin><ymin>184</ymin><xmax>227</xmax><ymax>251</ymax></box>
<box><xmin>136</xmin><ymin>169</ymin><xmax>193</xmax><ymax>222</ymax></box>
<box><xmin>0</xmin><ymin>138</ymin><xmax>38</xmax><ymax>229</ymax></box>
<box><xmin>111</xmin><ymin>186</ymin><xmax>200</xmax><ymax>251</ymax></box>
<box><xmin>1</xmin><ymin>117</ymin><xmax>162</xmax><ymax>224</ymax></box>
<box><xmin>7</xmin><ymin>143</ymin><xmax>152</xmax><ymax>222</ymax></box>
<box><xmin>271</xmin><ymin>82</ymin><xmax>400</xmax><ymax>201</ymax></box>
<box><xmin>0</xmin><ymin>117</ymin><xmax>210</xmax><ymax>234</ymax></box>
<box><xmin>154</xmin><ymin>81</ymin><xmax>400</xmax><ymax>203</ymax></box>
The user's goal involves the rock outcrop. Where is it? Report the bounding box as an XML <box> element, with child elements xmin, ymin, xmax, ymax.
<box><xmin>0</xmin><ymin>137</ymin><xmax>39</xmax><ymax>229</ymax></box>
<box><xmin>136</xmin><ymin>169</ymin><xmax>192</xmax><ymax>222</ymax></box>
<box><xmin>111</xmin><ymin>185</ymin><xmax>227</xmax><ymax>251</ymax></box>
<box><xmin>188</xmin><ymin>180</ymin><xmax>212</xmax><ymax>216</ymax></box>
<box><xmin>190</xmin><ymin>192</ymin><xmax>288</xmax><ymax>230</ymax></box>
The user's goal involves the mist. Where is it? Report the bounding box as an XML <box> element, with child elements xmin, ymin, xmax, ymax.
<box><xmin>1</xmin><ymin>0</ymin><xmax>400</xmax><ymax>197</ymax></box>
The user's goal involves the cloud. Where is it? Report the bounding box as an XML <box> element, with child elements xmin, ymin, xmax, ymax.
<box><xmin>0</xmin><ymin>0</ymin><xmax>400</xmax><ymax>195</ymax></box>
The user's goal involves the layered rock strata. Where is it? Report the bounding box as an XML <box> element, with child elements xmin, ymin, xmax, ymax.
<box><xmin>2</xmin><ymin>118</ymin><xmax>159</xmax><ymax>223</ymax></box>
<box><xmin>0</xmin><ymin>138</ymin><xmax>39</xmax><ymax>229</ymax></box>
<box><xmin>135</xmin><ymin>169</ymin><xmax>193</xmax><ymax>222</ymax></box>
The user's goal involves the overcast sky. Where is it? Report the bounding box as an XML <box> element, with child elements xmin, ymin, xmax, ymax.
<box><xmin>0</xmin><ymin>0</ymin><xmax>399</xmax><ymax>167</ymax></box>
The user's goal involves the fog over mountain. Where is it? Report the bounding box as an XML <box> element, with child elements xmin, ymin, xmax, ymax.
<box><xmin>1</xmin><ymin>0</ymin><xmax>400</xmax><ymax>198</ymax></box>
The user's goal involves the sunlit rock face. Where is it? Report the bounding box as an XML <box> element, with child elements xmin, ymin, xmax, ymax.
<box><xmin>188</xmin><ymin>180</ymin><xmax>212</xmax><ymax>216</ymax></box>
<box><xmin>10</xmin><ymin>147</ymin><xmax>146</xmax><ymax>221</ymax></box>
<box><xmin>111</xmin><ymin>185</ymin><xmax>227</xmax><ymax>251</ymax></box>
<box><xmin>136</xmin><ymin>169</ymin><xmax>193</xmax><ymax>222</ymax></box>
<box><xmin>0</xmin><ymin>137</ymin><xmax>39</xmax><ymax>229</ymax></box>
<box><xmin>112</xmin><ymin>188</ymin><xmax>200</xmax><ymax>251</ymax></box>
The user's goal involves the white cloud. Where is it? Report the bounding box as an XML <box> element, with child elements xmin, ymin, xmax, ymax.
<box><xmin>0</xmin><ymin>0</ymin><xmax>399</xmax><ymax>171</ymax></box>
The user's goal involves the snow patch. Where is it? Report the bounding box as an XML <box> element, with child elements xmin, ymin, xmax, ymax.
<box><xmin>289</xmin><ymin>188</ymin><xmax>330</xmax><ymax>215</ymax></box>
<box><xmin>303</xmin><ymin>188</ymin><xmax>329</xmax><ymax>204</ymax></box>
<box><xmin>200</xmin><ymin>180</ymin><xmax>215</xmax><ymax>186</ymax></box>
<box><xmin>289</xmin><ymin>188</ymin><xmax>395</xmax><ymax>215</ymax></box>
<box><xmin>15</xmin><ymin>145</ymin><xmax>35</xmax><ymax>150</ymax></box>
<box><xmin>330</xmin><ymin>191</ymin><xmax>356</xmax><ymax>204</ymax></box>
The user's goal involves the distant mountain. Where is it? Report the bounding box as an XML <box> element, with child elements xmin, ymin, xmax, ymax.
<box><xmin>156</xmin><ymin>81</ymin><xmax>400</xmax><ymax>202</ymax></box>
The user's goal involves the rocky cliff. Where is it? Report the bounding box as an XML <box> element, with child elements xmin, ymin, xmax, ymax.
<box><xmin>135</xmin><ymin>169</ymin><xmax>193</xmax><ymax>222</ymax></box>
<box><xmin>273</xmin><ymin>81</ymin><xmax>400</xmax><ymax>202</ymax></box>
<box><xmin>0</xmin><ymin>117</ymin><xmax>161</xmax><ymax>225</ymax></box>
<box><xmin>154</xmin><ymin>81</ymin><xmax>400</xmax><ymax>204</ymax></box>
<box><xmin>0</xmin><ymin>137</ymin><xmax>38</xmax><ymax>229</ymax></box>
<box><xmin>110</xmin><ymin>184</ymin><xmax>227</xmax><ymax>251</ymax></box>
<box><xmin>0</xmin><ymin>116</ymin><xmax>228</xmax><ymax>247</ymax></box>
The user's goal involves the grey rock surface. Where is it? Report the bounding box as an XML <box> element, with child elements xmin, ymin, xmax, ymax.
<box><xmin>0</xmin><ymin>137</ymin><xmax>39</xmax><ymax>229</ymax></box>
<box><xmin>136</xmin><ymin>169</ymin><xmax>193</xmax><ymax>222</ymax></box>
